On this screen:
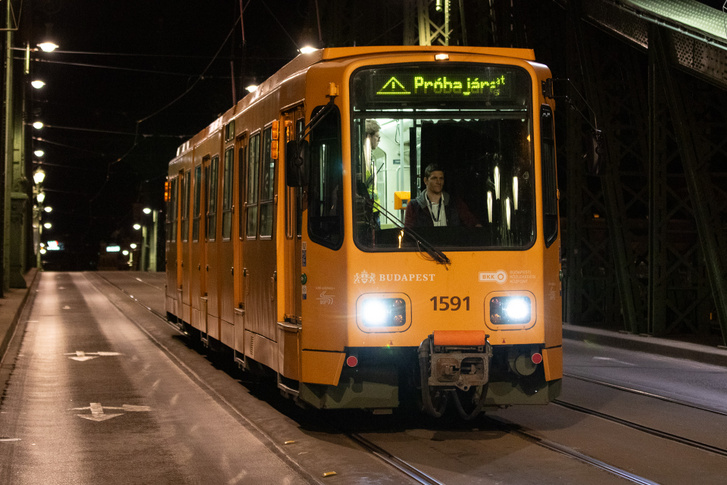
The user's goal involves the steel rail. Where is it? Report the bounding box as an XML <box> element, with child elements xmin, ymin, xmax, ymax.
<box><xmin>348</xmin><ymin>433</ymin><xmax>444</xmax><ymax>485</ymax></box>
<box><xmin>485</xmin><ymin>416</ymin><xmax>660</xmax><ymax>485</ymax></box>
<box><xmin>564</xmin><ymin>372</ymin><xmax>727</xmax><ymax>417</ymax></box>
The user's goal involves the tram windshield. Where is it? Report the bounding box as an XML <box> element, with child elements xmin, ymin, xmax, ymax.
<box><xmin>351</xmin><ymin>63</ymin><xmax>535</xmax><ymax>251</ymax></box>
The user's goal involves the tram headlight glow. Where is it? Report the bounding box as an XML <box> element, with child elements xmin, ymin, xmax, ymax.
<box><xmin>490</xmin><ymin>296</ymin><xmax>532</xmax><ymax>325</ymax></box>
<box><xmin>360</xmin><ymin>298</ymin><xmax>407</xmax><ymax>327</ymax></box>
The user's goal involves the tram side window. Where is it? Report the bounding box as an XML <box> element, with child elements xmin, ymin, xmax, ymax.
<box><xmin>192</xmin><ymin>164</ymin><xmax>202</xmax><ymax>242</ymax></box>
<box><xmin>237</xmin><ymin>141</ymin><xmax>247</xmax><ymax>240</ymax></box>
<box><xmin>222</xmin><ymin>147</ymin><xmax>234</xmax><ymax>240</ymax></box>
<box><xmin>541</xmin><ymin>105</ymin><xmax>558</xmax><ymax>247</ymax></box>
<box><xmin>259</xmin><ymin>125</ymin><xmax>275</xmax><ymax>238</ymax></box>
<box><xmin>166</xmin><ymin>177</ymin><xmax>178</xmax><ymax>243</ymax></box>
<box><xmin>207</xmin><ymin>155</ymin><xmax>219</xmax><ymax>241</ymax></box>
<box><xmin>181</xmin><ymin>171</ymin><xmax>190</xmax><ymax>242</ymax></box>
<box><xmin>308</xmin><ymin>105</ymin><xmax>343</xmax><ymax>249</ymax></box>
<box><xmin>246</xmin><ymin>133</ymin><xmax>261</xmax><ymax>238</ymax></box>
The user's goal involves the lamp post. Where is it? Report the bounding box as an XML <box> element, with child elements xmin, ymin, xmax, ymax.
<box><xmin>32</xmin><ymin>168</ymin><xmax>45</xmax><ymax>268</ymax></box>
<box><xmin>133</xmin><ymin>207</ymin><xmax>158</xmax><ymax>272</ymax></box>
<box><xmin>3</xmin><ymin>0</ymin><xmax>58</xmax><ymax>289</ymax></box>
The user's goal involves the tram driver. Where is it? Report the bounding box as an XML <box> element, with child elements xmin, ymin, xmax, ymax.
<box><xmin>404</xmin><ymin>163</ymin><xmax>480</xmax><ymax>229</ymax></box>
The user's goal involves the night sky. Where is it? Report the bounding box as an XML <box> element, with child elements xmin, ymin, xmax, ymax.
<box><xmin>26</xmin><ymin>1</ymin><xmax>315</xmax><ymax>269</ymax></box>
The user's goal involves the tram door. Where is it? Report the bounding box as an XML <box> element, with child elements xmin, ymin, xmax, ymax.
<box><xmin>217</xmin><ymin>144</ymin><xmax>236</xmax><ymax>345</ymax></box>
<box><xmin>204</xmin><ymin>154</ymin><xmax>221</xmax><ymax>341</ymax></box>
<box><xmin>190</xmin><ymin>159</ymin><xmax>207</xmax><ymax>333</ymax></box>
<box><xmin>242</xmin><ymin>126</ymin><xmax>277</xmax><ymax>364</ymax></box>
<box><xmin>278</xmin><ymin>106</ymin><xmax>305</xmax><ymax>382</ymax></box>
<box><xmin>233</xmin><ymin>134</ymin><xmax>248</xmax><ymax>357</ymax></box>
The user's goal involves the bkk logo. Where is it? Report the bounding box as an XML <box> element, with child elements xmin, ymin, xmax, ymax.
<box><xmin>479</xmin><ymin>271</ymin><xmax>507</xmax><ymax>284</ymax></box>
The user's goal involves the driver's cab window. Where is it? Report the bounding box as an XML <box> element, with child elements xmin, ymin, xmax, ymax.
<box><xmin>351</xmin><ymin>64</ymin><xmax>535</xmax><ymax>251</ymax></box>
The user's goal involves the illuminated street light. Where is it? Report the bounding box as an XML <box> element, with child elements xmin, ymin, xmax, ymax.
<box><xmin>36</xmin><ymin>192</ymin><xmax>45</xmax><ymax>204</ymax></box>
<box><xmin>31</xmin><ymin>80</ymin><xmax>45</xmax><ymax>89</ymax></box>
<box><xmin>133</xmin><ymin>223</ymin><xmax>142</xmax><ymax>231</ymax></box>
<box><xmin>34</xmin><ymin>149</ymin><xmax>44</xmax><ymax>157</ymax></box>
<box><xmin>38</xmin><ymin>42</ymin><xmax>59</xmax><ymax>52</ymax></box>
<box><xmin>43</xmin><ymin>206</ymin><xmax>52</xmax><ymax>213</ymax></box>
<box><xmin>33</xmin><ymin>169</ymin><xmax>46</xmax><ymax>185</ymax></box>
<box><xmin>299</xmin><ymin>45</ymin><xmax>317</xmax><ymax>54</ymax></box>
<box><xmin>245</xmin><ymin>84</ymin><xmax>258</xmax><ymax>93</ymax></box>
<box><xmin>43</xmin><ymin>222</ymin><xmax>52</xmax><ymax>229</ymax></box>
<box><xmin>32</xmin><ymin>121</ymin><xmax>43</xmax><ymax>129</ymax></box>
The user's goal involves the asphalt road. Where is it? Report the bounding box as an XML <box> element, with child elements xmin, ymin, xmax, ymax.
<box><xmin>2</xmin><ymin>271</ymin><xmax>726</xmax><ymax>484</ymax></box>
<box><xmin>0</xmin><ymin>272</ymin><xmax>311</xmax><ymax>484</ymax></box>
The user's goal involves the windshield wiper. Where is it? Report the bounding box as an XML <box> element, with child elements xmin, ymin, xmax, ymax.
<box><xmin>363</xmin><ymin>191</ymin><xmax>451</xmax><ymax>267</ymax></box>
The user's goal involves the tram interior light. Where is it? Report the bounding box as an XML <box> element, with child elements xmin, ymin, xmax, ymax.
<box><xmin>360</xmin><ymin>297</ymin><xmax>407</xmax><ymax>327</ymax></box>
<box><xmin>490</xmin><ymin>296</ymin><xmax>532</xmax><ymax>324</ymax></box>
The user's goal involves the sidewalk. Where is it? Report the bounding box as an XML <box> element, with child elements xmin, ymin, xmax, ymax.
<box><xmin>0</xmin><ymin>268</ymin><xmax>39</xmax><ymax>361</ymax></box>
<box><xmin>563</xmin><ymin>323</ymin><xmax>727</xmax><ymax>367</ymax></box>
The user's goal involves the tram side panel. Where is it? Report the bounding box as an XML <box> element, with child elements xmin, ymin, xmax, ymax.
<box><xmin>164</xmin><ymin>166</ymin><xmax>180</xmax><ymax>320</ymax></box>
<box><xmin>178</xmin><ymin>150</ymin><xmax>193</xmax><ymax>325</ymax></box>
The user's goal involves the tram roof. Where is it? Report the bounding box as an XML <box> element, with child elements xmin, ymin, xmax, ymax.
<box><xmin>174</xmin><ymin>45</ymin><xmax>538</xmax><ymax>157</ymax></box>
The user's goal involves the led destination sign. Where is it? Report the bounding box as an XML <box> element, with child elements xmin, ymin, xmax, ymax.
<box><xmin>353</xmin><ymin>64</ymin><xmax>528</xmax><ymax>106</ymax></box>
<box><xmin>377</xmin><ymin>74</ymin><xmax>508</xmax><ymax>97</ymax></box>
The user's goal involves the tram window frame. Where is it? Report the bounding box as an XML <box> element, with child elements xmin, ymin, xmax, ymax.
<box><xmin>181</xmin><ymin>170</ymin><xmax>190</xmax><ymax>242</ymax></box>
<box><xmin>259</xmin><ymin>124</ymin><xmax>275</xmax><ymax>239</ymax></box>
<box><xmin>296</xmin><ymin>117</ymin><xmax>305</xmax><ymax>238</ymax></box>
<box><xmin>541</xmin><ymin>104</ymin><xmax>558</xmax><ymax>248</ymax></box>
<box><xmin>222</xmin><ymin>146</ymin><xmax>234</xmax><ymax>240</ymax></box>
<box><xmin>166</xmin><ymin>176</ymin><xmax>178</xmax><ymax>243</ymax></box>
<box><xmin>246</xmin><ymin>132</ymin><xmax>261</xmax><ymax>239</ymax></box>
<box><xmin>192</xmin><ymin>164</ymin><xmax>202</xmax><ymax>242</ymax></box>
<box><xmin>237</xmin><ymin>135</ymin><xmax>247</xmax><ymax>240</ymax></box>
<box><xmin>349</xmin><ymin>63</ymin><xmax>537</xmax><ymax>252</ymax></box>
<box><xmin>308</xmin><ymin>104</ymin><xmax>343</xmax><ymax>250</ymax></box>
<box><xmin>206</xmin><ymin>155</ymin><xmax>219</xmax><ymax>242</ymax></box>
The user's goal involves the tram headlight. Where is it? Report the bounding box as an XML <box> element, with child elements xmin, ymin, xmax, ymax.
<box><xmin>490</xmin><ymin>296</ymin><xmax>532</xmax><ymax>325</ymax></box>
<box><xmin>360</xmin><ymin>298</ymin><xmax>407</xmax><ymax>327</ymax></box>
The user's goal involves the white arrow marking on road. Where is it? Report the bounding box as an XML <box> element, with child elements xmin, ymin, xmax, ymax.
<box><xmin>78</xmin><ymin>403</ymin><xmax>123</xmax><ymax>422</ymax></box>
<box><xmin>72</xmin><ymin>403</ymin><xmax>151</xmax><ymax>422</ymax></box>
<box><xmin>65</xmin><ymin>351</ymin><xmax>123</xmax><ymax>362</ymax></box>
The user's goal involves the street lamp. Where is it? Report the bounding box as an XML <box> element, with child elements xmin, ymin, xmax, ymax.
<box><xmin>37</xmin><ymin>42</ymin><xmax>59</xmax><ymax>53</ymax></box>
<box><xmin>33</xmin><ymin>169</ymin><xmax>45</xmax><ymax>184</ymax></box>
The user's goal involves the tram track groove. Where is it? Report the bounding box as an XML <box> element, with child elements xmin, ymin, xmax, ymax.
<box><xmin>347</xmin><ymin>433</ymin><xmax>444</xmax><ymax>485</ymax></box>
<box><xmin>552</xmin><ymin>398</ymin><xmax>727</xmax><ymax>457</ymax></box>
<box><xmin>564</xmin><ymin>372</ymin><xmax>727</xmax><ymax>417</ymax></box>
<box><xmin>484</xmin><ymin>416</ymin><xmax>659</xmax><ymax>485</ymax></box>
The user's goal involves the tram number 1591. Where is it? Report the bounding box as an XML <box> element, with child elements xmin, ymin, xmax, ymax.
<box><xmin>430</xmin><ymin>296</ymin><xmax>470</xmax><ymax>311</ymax></box>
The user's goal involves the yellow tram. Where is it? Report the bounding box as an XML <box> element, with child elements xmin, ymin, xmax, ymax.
<box><xmin>165</xmin><ymin>46</ymin><xmax>562</xmax><ymax>418</ymax></box>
